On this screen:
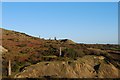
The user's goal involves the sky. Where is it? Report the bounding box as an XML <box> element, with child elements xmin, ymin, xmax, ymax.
<box><xmin>2</xmin><ymin>2</ymin><xmax>118</xmax><ymax>44</ymax></box>
<box><xmin>1</xmin><ymin>0</ymin><xmax>120</xmax><ymax>2</ymax></box>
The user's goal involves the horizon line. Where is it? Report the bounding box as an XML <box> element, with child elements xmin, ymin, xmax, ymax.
<box><xmin>1</xmin><ymin>27</ymin><xmax>119</xmax><ymax>45</ymax></box>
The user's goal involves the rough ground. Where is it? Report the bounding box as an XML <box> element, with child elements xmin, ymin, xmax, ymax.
<box><xmin>1</xmin><ymin>28</ymin><xmax>120</xmax><ymax>78</ymax></box>
<box><xmin>15</xmin><ymin>55</ymin><xmax>119</xmax><ymax>78</ymax></box>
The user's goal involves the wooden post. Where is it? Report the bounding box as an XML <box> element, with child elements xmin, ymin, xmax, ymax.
<box><xmin>8</xmin><ymin>59</ymin><xmax>11</xmax><ymax>76</ymax></box>
<box><xmin>60</xmin><ymin>47</ymin><xmax>61</xmax><ymax>56</ymax></box>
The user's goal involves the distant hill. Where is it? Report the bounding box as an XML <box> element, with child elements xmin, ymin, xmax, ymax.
<box><xmin>1</xmin><ymin>28</ymin><xmax>120</xmax><ymax>78</ymax></box>
<box><xmin>60</xmin><ymin>39</ymin><xmax>76</xmax><ymax>44</ymax></box>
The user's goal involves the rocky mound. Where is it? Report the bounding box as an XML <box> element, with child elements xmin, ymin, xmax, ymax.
<box><xmin>0</xmin><ymin>46</ymin><xmax>8</xmax><ymax>54</ymax></box>
<box><xmin>15</xmin><ymin>55</ymin><xmax>119</xmax><ymax>78</ymax></box>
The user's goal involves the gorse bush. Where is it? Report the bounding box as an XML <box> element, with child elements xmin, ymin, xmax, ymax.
<box><xmin>17</xmin><ymin>44</ymin><xmax>27</xmax><ymax>47</ymax></box>
<box><xmin>62</xmin><ymin>48</ymin><xmax>80</xmax><ymax>59</ymax></box>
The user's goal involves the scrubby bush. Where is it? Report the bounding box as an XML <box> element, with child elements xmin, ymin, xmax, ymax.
<box><xmin>17</xmin><ymin>44</ymin><xmax>27</xmax><ymax>47</ymax></box>
<box><xmin>8</xmin><ymin>38</ymin><xmax>14</xmax><ymax>41</ymax></box>
<box><xmin>62</xmin><ymin>48</ymin><xmax>80</xmax><ymax>59</ymax></box>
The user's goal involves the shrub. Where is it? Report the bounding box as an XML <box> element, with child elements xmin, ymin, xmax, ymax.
<box><xmin>17</xmin><ymin>44</ymin><xmax>27</xmax><ymax>47</ymax></box>
<box><xmin>62</xmin><ymin>48</ymin><xmax>79</xmax><ymax>59</ymax></box>
<box><xmin>8</xmin><ymin>38</ymin><xmax>14</xmax><ymax>41</ymax></box>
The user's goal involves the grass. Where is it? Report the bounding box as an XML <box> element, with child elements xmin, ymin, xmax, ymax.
<box><xmin>110</xmin><ymin>48</ymin><xmax>120</xmax><ymax>51</ymax></box>
<box><xmin>42</xmin><ymin>55</ymin><xmax>57</xmax><ymax>58</ymax></box>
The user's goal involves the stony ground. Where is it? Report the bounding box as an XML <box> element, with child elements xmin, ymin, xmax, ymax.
<box><xmin>15</xmin><ymin>55</ymin><xmax>119</xmax><ymax>78</ymax></box>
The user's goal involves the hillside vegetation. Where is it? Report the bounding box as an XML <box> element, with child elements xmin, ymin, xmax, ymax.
<box><xmin>1</xmin><ymin>28</ymin><xmax>120</xmax><ymax>78</ymax></box>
